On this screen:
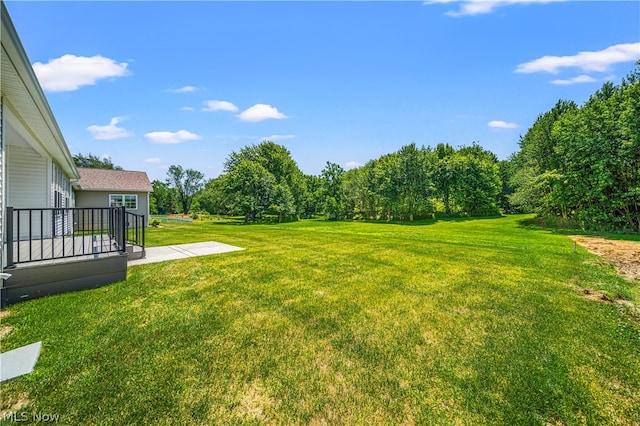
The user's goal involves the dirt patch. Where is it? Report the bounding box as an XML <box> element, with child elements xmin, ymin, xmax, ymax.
<box><xmin>570</xmin><ymin>236</ymin><xmax>640</xmax><ymax>282</ymax></box>
<box><xmin>0</xmin><ymin>324</ymin><xmax>13</xmax><ymax>339</ymax></box>
<box><xmin>0</xmin><ymin>310</ymin><xmax>12</xmax><ymax>339</ymax></box>
<box><xmin>575</xmin><ymin>287</ymin><xmax>639</xmax><ymax>321</ymax></box>
<box><xmin>576</xmin><ymin>287</ymin><xmax>615</xmax><ymax>303</ymax></box>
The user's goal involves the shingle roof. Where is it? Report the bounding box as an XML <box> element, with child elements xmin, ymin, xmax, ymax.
<box><xmin>75</xmin><ymin>168</ymin><xmax>153</xmax><ymax>192</ymax></box>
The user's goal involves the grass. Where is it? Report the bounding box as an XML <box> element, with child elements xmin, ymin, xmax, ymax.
<box><xmin>517</xmin><ymin>215</ymin><xmax>640</xmax><ymax>242</ymax></box>
<box><xmin>1</xmin><ymin>214</ymin><xmax>639</xmax><ymax>425</ymax></box>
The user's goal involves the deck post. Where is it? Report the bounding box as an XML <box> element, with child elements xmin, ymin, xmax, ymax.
<box><xmin>120</xmin><ymin>206</ymin><xmax>127</xmax><ymax>253</ymax></box>
<box><xmin>5</xmin><ymin>207</ymin><xmax>14</xmax><ymax>268</ymax></box>
<box><xmin>141</xmin><ymin>214</ymin><xmax>146</xmax><ymax>258</ymax></box>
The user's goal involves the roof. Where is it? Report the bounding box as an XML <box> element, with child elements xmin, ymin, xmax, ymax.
<box><xmin>75</xmin><ymin>168</ymin><xmax>153</xmax><ymax>193</ymax></box>
<box><xmin>1</xmin><ymin>2</ymin><xmax>78</xmax><ymax>179</ymax></box>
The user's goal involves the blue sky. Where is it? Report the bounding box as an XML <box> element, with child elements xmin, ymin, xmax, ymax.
<box><xmin>6</xmin><ymin>1</ymin><xmax>640</xmax><ymax>181</ymax></box>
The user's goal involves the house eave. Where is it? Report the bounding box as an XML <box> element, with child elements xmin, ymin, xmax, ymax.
<box><xmin>76</xmin><ymin>188</ymin><xmax>153</xmax><ymax>193</ymax></box>
<box><xmin>1</xmin><ymin>2</ymin><xmax>78</xmax><ymax>180</ymax></box>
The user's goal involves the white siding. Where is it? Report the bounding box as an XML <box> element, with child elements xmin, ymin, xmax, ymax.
<box><xmin>0</xmin><ymin>100</ymin><xmax>4</xmax><ymax>268</ymax></box>
<box><xmin>6</xmin><ymin>144</ymin><xmax>47</xmax><ymax>208</ymax></box>
<box><xmin>7</xmin><ymin>144</ymin><xmax>48</xmax><ymax>239</ymax></box>
<box><xmin>51</xmin><ymin>162</ymin><xmax>72</xmax><ymax>208</ymax></box>
<box><xmin>0</xmin><ymin>140</ymin><xmax>3</xmax><ymax>242</ymax></box>
<box><xmin>51</xmin><ymin>162</ymin><xmax>72</xmax><ymax>235</ymax></box>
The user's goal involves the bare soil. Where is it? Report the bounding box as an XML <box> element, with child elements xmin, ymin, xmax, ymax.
<box><xmin>0</xmin><ymin>309</ymin><xmax>12</xmax><ymax>339</ymax></box>
<box><xmin>570</xmin><ymin>236</ymin><xmax>640</xmax><ymax>282</ymax></box>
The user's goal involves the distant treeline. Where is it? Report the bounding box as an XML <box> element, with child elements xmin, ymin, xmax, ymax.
<box><xmin>148</xmin><ymin>62</ymin><xmax>639</xmax><ymax>232</ymax></box>
<box><xmin>152</xmin><ymin>141</ymin><xmax>506</xmax><ymax>222</ymax></box>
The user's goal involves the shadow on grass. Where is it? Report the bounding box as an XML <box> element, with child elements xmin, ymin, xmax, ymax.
<box><xmin>360</xmin><ymin>214</ymin><xmax>506</xmax><ymax>227</ymax></box>
<box><xmin>517</xmin><ymin>216</ymin><xmax>640</xmax><ymax>242</ymax></box>
<box><xmin>194</xmin><ymin>216</ymin><xmax>298</xmax><ymax>226</ymax></box>
<box><xmin>196</xmin><ymin>215</ymin><xmax>509</xmax><ymax>228</ymax></box>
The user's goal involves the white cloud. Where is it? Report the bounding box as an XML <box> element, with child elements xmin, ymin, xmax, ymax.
<box><xmin>488</xmin><ymin>120</ymin><xmax>518</xmax><ymax>129</ymax></box>
<box><xmin>168</xmin><ymin>86</ymin><xmax>198</xmax><ymax>93</ymax></box>
<box><xmin>181</xmin><ymin>107</ymin><xmax>195</xmax><ymax>111</ymax></box>
<box><xmin>345</xmin><ymin>161</ymin><xmax>363</xmax><ymax>169</ymax></box>
<box><xmin>144</xmin><ymin>130</ymin><xmax>202</xmax><ymax>144</ymax></box>
<box><xmin>86</xmin><ymin>117</ymin><xmax>133</xmax><ymax>140</ymax></box>
<box><xmin>260</xmin><ymin>134</ymin><xmax>295</xmax><ymax>142</ymax></box>
<box><xmin>32</xmin><ymin>54</ymin><xmax>129</xmax><ymax>92</ymax></box>
<box><xmin>238</xmin><ymin>104</ymin><xmax>287</xmax><ymax>122</ymax></box>
<box><xmin>424</xmin><ymin>0</ymin><xmax>564</xmax><ymax>17</ymax></box>
<box><xmin>203</xmin><ymin>100</ymin><xmax>238</xmax><ymax>112</ymax></box>
<box><xmin>516</xmin><ymin>43</ymin><xmax>640</xmax><ymax>74</ymax></box>
<box><xmin>144</xmin><ymin>157</ymin><xmax>162</xmax><ymax>164</ymax></box>
<box><xmin>550</xmin><ymin>74</ymin><xmax>597</xmax><ymax>85</ymax></box>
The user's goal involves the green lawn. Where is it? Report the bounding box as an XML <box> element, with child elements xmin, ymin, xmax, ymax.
<box><xmin>1</xmin><ymin>215</ymin><xmax>639</xmax><ymax>425</ymax></box>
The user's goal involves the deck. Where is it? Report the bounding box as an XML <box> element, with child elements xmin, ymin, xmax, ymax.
<box><xmin>1</xmin><ymin>207</ymin><xmax>146</xmax><ymax>306</ymax></box>
<box><xmin>4</xmin><ymin>233</ymin><xmax>121</xmax><ymax>267</ymax></box>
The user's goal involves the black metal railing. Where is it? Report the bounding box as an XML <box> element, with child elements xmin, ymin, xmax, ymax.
<box><xmin>4</xmin><ymin>206</ymin><xmax>145</xmax><ymax>267</ymax></box>
<box><xmin>126</xmin><ymin>211</ymin><xmax>145</xmax><ymax>258</ymax></box>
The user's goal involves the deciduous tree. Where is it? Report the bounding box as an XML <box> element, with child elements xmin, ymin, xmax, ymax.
<box><xmin>166</xmin><ymin>165</ymin><xmax>205</xmax><ymax>214</ymax></box>
<box><xmin>320</xmin><ymin>162</ymin><xmax>345</xmax><ymax>219</ymax></box>
<box><xmin>225</xmin><ymin>159</ymin><xmax>275</xmax><ymax>222</ymax></box>
<box><xmin>150</xmin><ymin>180</ymin><xmax>177</xmax><ymax>214</ymax></box>
<box><xmin>73</xmin><ymin>153</ymin><xmax>123</xmax><ymax>170</ymax></box>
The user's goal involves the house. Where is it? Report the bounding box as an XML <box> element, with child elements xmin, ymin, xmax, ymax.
<box><xmin>74</xmin><ymin>168</ymin><xmax>153</xmax><ymax>225</ymax></box>
<box><xmin>1</xmin><ymin>1</ymin><xmax>77</xmax><ymax>243</ymax></box>
<box><xmin>1</xmin><ymin>3</ymin><xmax>143</xmax><ymax>306</ymax></box>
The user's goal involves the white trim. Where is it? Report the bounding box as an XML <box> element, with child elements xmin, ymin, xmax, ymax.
<box><xmin>109</xmin><ymin>194</ymin><xmax>138</xmax><ymax>210</ymax></box>
<box><xmin>3</xmin><ymin>104</ymin><xmax>48</xmax><ymax>159</ymax></box>
<box><xmin>51</xmin><ymin>162</ymin><xmax>72</xmax><ymax>208</ymax></box>
<box><xmin>1</xmin><ymin>97</ymin><xmax>5</xmax><ymax>272</ymax></box>
<box><xmin>1</xmin><ymin>3</ymin><xmax>78</xmax><ymax>179</ymax></box>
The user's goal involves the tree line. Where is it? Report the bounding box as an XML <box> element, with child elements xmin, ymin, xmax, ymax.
<box><xmin>78</xmin><ymin>63</ymin><xmax>639</xmax><ymax>232</ymax></box>
<box><xmin>509</xmin><ymin>62</ymin><xmax>639</xmax><ymax>233</ymax></box>
<box><xmin>150</xmin><ymin>140</ymin><xmax>505</xmax><ymax>222</ymax></box>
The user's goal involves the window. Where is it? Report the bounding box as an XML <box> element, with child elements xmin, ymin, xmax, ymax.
<box><xmin>52</xmin><ymin>163</ymin><xmax>70</xmax><ymax>208</ymax></box>
<box><xmin>109</xmin><ymin>194</ymin><xmax>138</xmax><ymax>209</ymax></box>
<box><xmin>125</xmin><ymin>195</ymin><xmax>137</xmax><ymax>209</ymax></box>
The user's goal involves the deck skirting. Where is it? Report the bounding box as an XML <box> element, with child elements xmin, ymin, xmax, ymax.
<box><xmin>1</xmin><ymin>253</ymin><xmax>128</xmax><ymax>306</ymax></box>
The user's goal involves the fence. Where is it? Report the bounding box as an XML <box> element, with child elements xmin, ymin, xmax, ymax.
<box><xmin>4</xmin><ymin>206</ymin><xmax>145</xmax><ymax>267</ymax></box>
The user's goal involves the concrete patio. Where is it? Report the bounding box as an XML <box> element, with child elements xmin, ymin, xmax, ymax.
<box><xmin>128</xmin><ymin>241</ymin><xmax>244</xmax><ymax>266</ymax></box>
